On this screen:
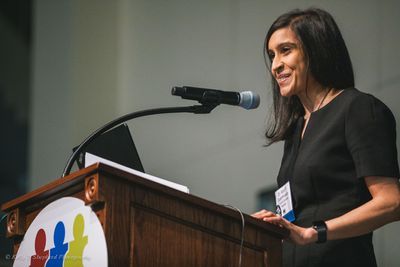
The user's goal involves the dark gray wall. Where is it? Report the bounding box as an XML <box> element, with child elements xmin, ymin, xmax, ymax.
<box><xmin>29</xmin><ymin>1</ymin><xmax>400</xmax><ymax>266</ymax></box>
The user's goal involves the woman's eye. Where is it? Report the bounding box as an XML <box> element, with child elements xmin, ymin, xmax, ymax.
<box><xmin>268</xmin><ymin>52</ymin><xmax>275</xmax><ymax>60</ymax></box>
<box><xmin>281</xmin><ymin>46</ymin><xmax>291</xmax><ymax>53</ymax></box>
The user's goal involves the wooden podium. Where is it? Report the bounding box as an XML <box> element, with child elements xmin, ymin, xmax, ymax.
<box><xmin>1</xmin><ymin>163</ymin><xmax>288</xmax><ymax>266</ymax></box>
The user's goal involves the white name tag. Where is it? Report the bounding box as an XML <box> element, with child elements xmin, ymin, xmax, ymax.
<box><xmin>275</xmin><ymin>181</ymin><xmax>295</xmax><ymax>222</ymax></box>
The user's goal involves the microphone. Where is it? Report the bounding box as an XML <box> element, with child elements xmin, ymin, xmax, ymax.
<box><xmin>63</xmin><ymin>86</ymin><xmax>259</xmax><ymax>177</ymax></box>
<box><xmin>171</xmin><ymin>86</ymin><xmax>260</xmax><ymax>110</ymax></box>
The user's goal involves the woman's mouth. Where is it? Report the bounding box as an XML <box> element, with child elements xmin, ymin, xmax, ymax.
<box><xmin>277</xmin><ymin>73</ymin><xmax>291</xmax><ymax>85</ymax></box>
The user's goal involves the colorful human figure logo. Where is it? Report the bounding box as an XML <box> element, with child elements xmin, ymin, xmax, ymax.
<box><xmin>30</xmin><ymin>229</ymin><xmax>49</xmax><ymax>267</ymax></box>
<box><xmin>64</xmin><ymin>214</ymin><xmax>88</xmax><ymax>267</ymax></box>
<box><xmin>45</xmin><ymin>221</ymin><xmax>68</xmax><ymax>267</ymax></box>
<box><xmin>28</xmin><ymin>213</ymin><xmax>89</xmax><ymax>266</ymax></box>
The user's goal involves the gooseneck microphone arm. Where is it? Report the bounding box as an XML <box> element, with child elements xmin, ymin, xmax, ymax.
<box><xmin>62</xmin><ymin>103</ymin><xmax>218</xmax><ymax>177</ymax></box>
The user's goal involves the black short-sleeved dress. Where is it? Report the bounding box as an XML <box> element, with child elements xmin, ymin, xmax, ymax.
<box><xmin>277</xmin><ymin>88</ymin><xmax>400</xmax><ymax>267</ymax></box>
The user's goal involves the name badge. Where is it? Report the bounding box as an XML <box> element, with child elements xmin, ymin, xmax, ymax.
<box><xmin>275</xmin><ymin>181</ymin><xmax>295</xmax><ymax>222</ymax></box>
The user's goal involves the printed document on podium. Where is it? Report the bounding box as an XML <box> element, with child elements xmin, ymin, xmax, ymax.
<box><xmin>85</xmin><ymin>152</ymin><xmax>190</xmax><ymax>193</ymax></box>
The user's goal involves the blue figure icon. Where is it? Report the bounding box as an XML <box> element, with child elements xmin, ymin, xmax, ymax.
<box><xmin>46</xmin><ymin>221</ymin><xmax>69</xmax><ymax>267</ymax></box>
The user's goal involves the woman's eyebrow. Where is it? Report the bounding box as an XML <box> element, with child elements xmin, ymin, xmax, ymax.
<box><xmin>269</xmin><ymin>41</ymin><xmax>297</xmax><ymax>51</ymax></box>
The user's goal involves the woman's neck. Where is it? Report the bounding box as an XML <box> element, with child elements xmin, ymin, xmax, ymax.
<box><xmin>298</xmin><ymin>85</ymin><xmax>334</xmax><ymax>119</ymax></box>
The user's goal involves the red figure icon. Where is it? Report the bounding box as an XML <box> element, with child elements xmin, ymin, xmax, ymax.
<box><xmin>30</xmin><ymin>229</ymin><xmax>49</xmax><ymax>267</ymax></box>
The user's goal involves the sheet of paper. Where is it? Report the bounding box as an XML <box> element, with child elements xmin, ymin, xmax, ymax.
<box><xmin>85</xmin><ymin>152</ymin><xmax>190</xmax><ymax>193</ymax></box>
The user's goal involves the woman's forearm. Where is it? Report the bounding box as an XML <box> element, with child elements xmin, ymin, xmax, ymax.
<box><xmin>325</xmin><ymin>178</ymin><xmax>400</xmax><ymax>240</ymax></box>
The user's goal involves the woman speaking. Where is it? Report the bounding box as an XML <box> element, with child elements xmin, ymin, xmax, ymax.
<box><xmin>252</xmin><ymin>8</ymin><xmax>400</xmax><ymax>267</ymax></box>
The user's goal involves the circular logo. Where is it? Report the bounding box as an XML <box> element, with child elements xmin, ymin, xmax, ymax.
<box><xmin>13</xmin><ymin>197</ymin><xmax>107</xmax><ymax>267</ymax></box>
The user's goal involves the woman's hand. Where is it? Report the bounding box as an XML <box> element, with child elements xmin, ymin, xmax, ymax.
<box><xmin>251</xmin><ymin>209</ymin><xmax>277</xmax><ymax>221</ymax></box>
<box><xmin>251</xmin><ymin>209</ymin><xmax>317</xmax><ymax>245</ymax></box>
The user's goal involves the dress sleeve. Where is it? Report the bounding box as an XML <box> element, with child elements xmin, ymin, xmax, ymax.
<box><xmin>345</xmin><ymin>94</ymin><xmax>400</xmax><ymax>178</ymax></box>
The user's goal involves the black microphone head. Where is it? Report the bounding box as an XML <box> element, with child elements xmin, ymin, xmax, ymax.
<box><xmin>171</xmin><ymin>86</ymin><xmax>185</xmax><ymax>96</ymax></box>
<box><xmin>239</xmin><ymin>91</ymin><xmax>260</xmax><ymax>109</ymax></box>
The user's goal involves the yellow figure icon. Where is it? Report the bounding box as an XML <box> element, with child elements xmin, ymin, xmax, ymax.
<box><xmin>64</xmin><ymin>214</ymin><xmax>88</xmax><ymax>267</ymax></box>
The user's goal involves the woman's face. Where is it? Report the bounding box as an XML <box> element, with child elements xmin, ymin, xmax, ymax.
<box><xmin>267</xmin><ymin>27</ymin><xmax>310</xmax><ymax>97</ymax></box>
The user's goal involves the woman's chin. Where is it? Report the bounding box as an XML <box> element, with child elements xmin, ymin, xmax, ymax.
<box><xmin>279</xmin><ymin>87</ymin><xmax>295</xmax><ymax>97</ymax></box>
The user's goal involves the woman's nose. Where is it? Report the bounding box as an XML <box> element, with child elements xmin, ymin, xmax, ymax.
<box><xmin>271</xmin><ymin>57</ymin><xmax>283</xmax><ymax>74</ymax></box>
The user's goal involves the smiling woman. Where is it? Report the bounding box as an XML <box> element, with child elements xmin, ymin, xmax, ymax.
<box><xmin>252</xmin><ymin>8</ymin><xmax>400</xmax><ymax>267</ymax></box>
<box><xmin>264</xmin><ymin>8</ymin><xmax>354</xmax><ymax>144</ymax></box>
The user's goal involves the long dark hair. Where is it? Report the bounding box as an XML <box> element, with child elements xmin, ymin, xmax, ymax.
<box><xmin>265</xmin><ymin>8</ymin><xmax>354</xmax><ymax>145</ymax></box>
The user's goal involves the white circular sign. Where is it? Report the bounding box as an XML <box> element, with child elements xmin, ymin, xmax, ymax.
<box><xmin>13</xmin><ymin>197</ymin><xmax>107</xmax><ymax>267</ymax></box>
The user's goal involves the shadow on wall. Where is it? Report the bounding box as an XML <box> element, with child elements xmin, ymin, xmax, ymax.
<box><xmin>0</xmin><ymin>0</ymin><xmax>32</xmax><ymax>265</ymax></box>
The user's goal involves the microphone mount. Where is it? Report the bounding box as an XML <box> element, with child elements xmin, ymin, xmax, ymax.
<box><xmin>62</xmin><ymin>103</ymin><xmax>218</xmax><ymax>177</ymax></box>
